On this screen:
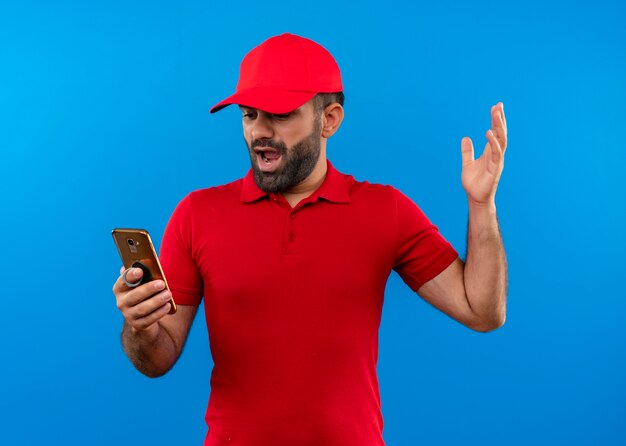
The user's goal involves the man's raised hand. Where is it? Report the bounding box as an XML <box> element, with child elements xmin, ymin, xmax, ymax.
<box><xmin>461</xmin><ymin>102</ymin><xmax>508</xmax><ymax>207</ymax></box>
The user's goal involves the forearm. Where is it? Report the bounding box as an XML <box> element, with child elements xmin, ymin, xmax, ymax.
<box><xmin>463</xmin><ymin>201</ymin><xmax>508</xmax><ymax>331</ymax></box>
<box><xmin>121</xmin><ymin>321</ymin><xmax>179</xmax><ymax>377</ymax></box>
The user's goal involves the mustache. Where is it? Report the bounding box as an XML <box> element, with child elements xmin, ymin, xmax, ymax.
<box><xmin>251</xmin><ymin>138</ymin><xmax>287</xmax><ymax>154</ymax></box>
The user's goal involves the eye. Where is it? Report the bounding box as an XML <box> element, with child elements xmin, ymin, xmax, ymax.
<box><xmin>241</xmin><ymin>109</ymin><xmax>257</xmax><ymax>120</ymax></box>
<box><xmin>271</xmin><ymin>113</ymin><xmax>291</xmax><ymax>120</ymax></box>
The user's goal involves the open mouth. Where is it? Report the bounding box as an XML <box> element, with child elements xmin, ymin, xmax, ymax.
<box><xmin>260</xmin><ymin>150</ymin><xmax>280</xmax><ymax>163</ymax></box>
<box><xmin>254</xmin><ymin>148</ymin><xmax>282</xmax><ymax>171</ymax></box>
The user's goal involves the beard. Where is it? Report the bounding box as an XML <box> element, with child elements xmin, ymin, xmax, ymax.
<box><xmin>246</xmin><ymin>115</ymin><xmax>322</xmax><ymax>193</ymax></box>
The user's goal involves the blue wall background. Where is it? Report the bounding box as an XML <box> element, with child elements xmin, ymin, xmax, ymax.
<box><xmin>1</xmin><ymin>1</ymin><xmax>624</xmax><ymax>444</ymax></box>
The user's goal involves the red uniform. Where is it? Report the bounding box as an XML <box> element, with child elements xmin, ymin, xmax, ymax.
<box><xmin>160</xmin><ymin>161</ymin><xmax>458</xmax><ymax>446</ymax></box>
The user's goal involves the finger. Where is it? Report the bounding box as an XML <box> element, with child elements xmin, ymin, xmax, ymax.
<box><xmin>486</xmin><ymin>129</ymin><xmax>502</xmax><ymax>165</ymax></box>
<box><xmin>122</xmin><ymin>280</ymin><xmax>168</xmax><ymax>309</ymax></box>
<box><xmin>491</xmin><ymin>105</ymin><xmax>507</xmax><ymax>152</ymax></box>
<box><xmin>496</xmin><ymin>102</ymin><xmax>507</xmax><ymax>147</ymax></box>
<box><xmin>499</xmin><ymin>103</ymin><xmax>508</xmax><ymax>153</ymax></box>
<box><xmin>132</xmin><ymin>302</ymin><xmax>172</xmax><ymax>331</ymax></box>
<box><xmin>126</xmin><ymin>289</ymin><xmax>173</xmax><ymax>321</ymax></box>
<box><xmin>461</xmin><ymin>137</ymin><xmax>474</xmax><ymax>166</ymax></box>
<box><xmin>112</xmin><ymin>267</ymin><xmax>144</xmax><ymax>294</ymax></box>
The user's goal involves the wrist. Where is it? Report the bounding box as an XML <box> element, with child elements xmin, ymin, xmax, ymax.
<box><xmin>467</xmin><ymin>199</ymin><xmax>499</xmax><ymax>240</ymax></box>
<box><xmin>468</xmin><ymin>198</ymin><xmax>497</xmax><ymax>214</ymax></box>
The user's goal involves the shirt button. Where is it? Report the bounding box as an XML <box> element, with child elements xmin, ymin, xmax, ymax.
<box><xmin>290</xmin><ymin>213</ymin><xmax>296</xmax><ymax>219</ymax></box>
<box><xmin>289</xmin><ymin>233</ymin><xmax>296</xmax><ymax>242</ymax></box>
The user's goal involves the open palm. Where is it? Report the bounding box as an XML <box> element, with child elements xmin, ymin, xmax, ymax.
<box><xmin>461</xmin><ymin>102</ymin><xmax>508</xmax><ymax>206</ymax></box>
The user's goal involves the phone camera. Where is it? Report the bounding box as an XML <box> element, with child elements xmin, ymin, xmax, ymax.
<box><xmin>127</xmin><ymin>239</ymin><xmax>135</xmax><ymax>246</ymax></box>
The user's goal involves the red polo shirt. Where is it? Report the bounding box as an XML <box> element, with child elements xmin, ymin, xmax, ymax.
<box><xmin>160</xmin><ymin>161</ymin><xmax>458</xmax><ymax>446</ymax></box>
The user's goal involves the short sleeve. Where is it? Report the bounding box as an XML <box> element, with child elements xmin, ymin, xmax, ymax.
<box><xmin>160</xmin><ymin>194</ymin><xmax>203</xmax><ymax>305</ymax></box>
<box><xmin>392</xmin><ymin>188</ymin><xmax>459</xmax><ymax>291</ymax></box>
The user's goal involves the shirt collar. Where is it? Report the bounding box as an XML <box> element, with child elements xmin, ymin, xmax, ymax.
<box><xmin>240</xmin><ymin>160</ymin><xmax>350</xmax><ymax>204</ymax></box>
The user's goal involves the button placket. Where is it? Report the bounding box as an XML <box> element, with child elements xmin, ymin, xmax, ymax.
<box><xmin>287</xmin><ymin>211</ymin><xmax>296</xmax><ymax>243</ymax></box>
<box><xmin>282</xmin><ymin>209</ymin><xmax>299</xmax><ymax>253</ymax></box>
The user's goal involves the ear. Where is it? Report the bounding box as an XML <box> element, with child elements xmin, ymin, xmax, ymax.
<box><xmin>321</xmin><ymin>103</ymin><xmax>344</xmax><ymax>138</ymax></box>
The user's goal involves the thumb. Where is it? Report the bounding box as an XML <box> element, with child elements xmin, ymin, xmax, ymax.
<box><xmin>461</xmin><ymin>137</ymin><xmax>474</xmax><ymax>166</ymax></box>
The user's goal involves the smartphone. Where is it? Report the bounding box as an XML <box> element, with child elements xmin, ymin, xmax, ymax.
<box><xmin>112</xmin><ymin>228</ymin><xmax>177</xmax><ymax>315</ymax></box>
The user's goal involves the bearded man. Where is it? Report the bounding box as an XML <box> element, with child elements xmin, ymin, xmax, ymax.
<box><xmin>112</xmin><ymin>33</ymin><xmax>508</xmax><ymax>446</ymax></box>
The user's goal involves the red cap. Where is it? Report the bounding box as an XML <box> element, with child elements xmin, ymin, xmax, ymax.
<box><xmin>210</xmin><ymin>33</ymin><xmax>343</xmax><ymax>114</ymax></box>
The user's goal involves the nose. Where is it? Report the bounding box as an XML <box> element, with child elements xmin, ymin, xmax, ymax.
<box><xmin>250</xmin><ymin>113</ymin><xmax>274</xmax><ymax>141</ymax></box>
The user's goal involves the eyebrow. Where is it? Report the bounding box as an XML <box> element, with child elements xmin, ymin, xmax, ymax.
<box><xmin>238</xmin><ymin>105</ymin><xmax>301</xmax><ymax>116</ymax></box>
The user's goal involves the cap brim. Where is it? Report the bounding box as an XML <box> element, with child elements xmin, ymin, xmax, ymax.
<box><xmin>209</xmin><ymin>87</ymin><xmax>317</xmax><ymax>114</ymax></box>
